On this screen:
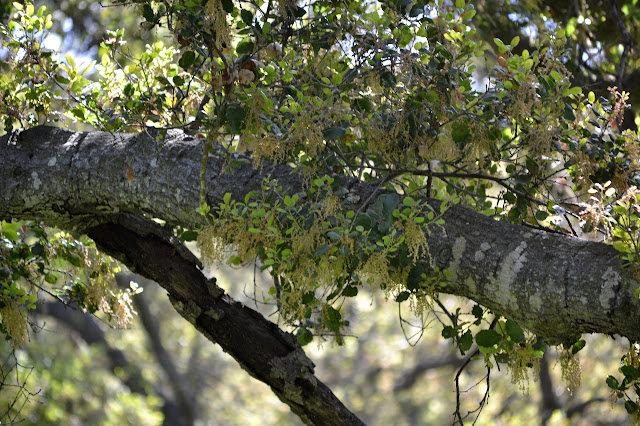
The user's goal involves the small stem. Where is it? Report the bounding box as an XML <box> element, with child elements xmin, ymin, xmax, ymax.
<box><xmin>200</xmin><ymin>132</ymin><xmax>215</xmax><ymax>207</ymax></box>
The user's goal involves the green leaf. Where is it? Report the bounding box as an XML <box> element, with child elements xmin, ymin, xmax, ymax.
<box><xmin>223</xmin><ymin>192</ymin><xmax>232</xmax><ymax>204</ymax></box>
<box><xmin>472</xmin><ymin>305</ymin><xmax>483</xmax><ymax>321</ymax></box>
<box><xmin>327</xmin><ymin>231</ymin><xmax>341</xmax><ymax>240</ymax></box>
<box><xmin>236</xmin><ymin>41</ymin><xmax>254</xmax><ymax>55</ymax></box>
<box><xmin>459</xmin><ymin>330</ymin><xmax>473</xmax><ymax>352</ymax></box>
<box><xmin>464</xmin><ymin>9</ymin><xmax>476</xmax><ymax>19</ymax></box>
<box><xmin>535</xmin><ymin>210</ymin><xmax>549</xmax><ymax>221</ymax></box>
<box><xmin>173</xmin><ymin>75</ymin><xmax>184</xmax><ymax>87</ymax></box>
<box><xmin>179</xmin><ymin>51</ymin><xmax>196</xmax><ymax>69</ymax></box>
<box><xmin>220</xmin><ymin>0</ymin><xmax>234</xmax><ymax>13</ymax></box>
<box><xmin>455</xmin><ymin>0</ymin><xmax>465</xmax><ymax>8</ymax></box>
<box><xmin>621</xmin><ymin>365</ymin><xmax>640</xmax><ymax>381</ymax></box>
<box><xmin>244</xmin><ymin>192</ymin><xmax>257</xmax><ymax>204</ymax></box>
<box><xmin>325</xmin><ymin>307</ymin><xmax>342</xmax><ymax>331</ymax></box>
<box><xmin>55</xmin><ymin>75</ymin><xmax>70</xmax><ymax>84</ymax></box>
<box><xmin>44</xmin><ymin>274</ymin><xmax>57</xmax><ymax>284</ymax></box>
<box><xmin>563</xmin><ymin>103</ymin><xmax>576</xmax><ymax>121</ymax></box>
<box><xmin>225</xmin><ymin>105</ymin><xmax>247</xmax><ymax>121</ymax></box>
<box><xmin>342</xmin><ymin>286</ymin><xmax>358</xmax><ymax>297</ymax></box>
<box><xmin>142</xmin><ymin>4</ymin><xmax>154</xmax><ymax>22</ymax></box>
<box><xmin>442</xmin><ymin>325</ymin><xmax>456</xmax><ymax>339</ymax></box>
<box><xmin>322</xmin><ymin>127</ymin><xmax>347</xmax><ymax>139</ymax></box>
<box><xmin>240</xmin><ymin>9</ymin><xmax>253</xmax><ymax>25</ymax></box>
<box><xmin>613</xmin><ymin>241</ymin><xmax>631</xmax><ymax>253</ymax></box>
<box><xmin>493</xmin><ymin>38</ymin><xmax>508</xmax><ymax>54</ymax></box>
<box><xmin>505</xmin><ymin>319</ymin><xmax>524</xmax><ymax>342</ymax></box>
<box><xmin>396</xmin><ymin>291</ymin><xmax>410</xmax><ymax>303</ymax></box>
<box><xmin>625</xmin><ymin>400</ymin><xmax>638</xmax><ymax>414</ymax></box>
<box><xmin>354</xmin><ymin>214</ymin><xmax>372</xmax><ymax>230</ymax></box>
<box><xmin>302</xmin><ymin>291</ymin><xmax>315</xmax><ymax>304</ymax></box>
<box><xmin>297</xmin><ymin>328</ymin><xmax>313</xmax><ymax>346</ymax></box>
<box><xmin>550</xmin><ymin>70</ymin><xmax>563</xmax><ymax>81</ymax></box>
<box><xmin>123</xmin><ymin>83</ymin><xmax>135</xmax><ymax>97</ymax></box>
<box><xmin>523</xmin><ymin>58</ymin><xmax>534</xmax><ymax>70</ymax></box>
<box><xmin>1</xmin><ymin>221</ymin><xmax>21</xmax><ymax>241</ymax></box>
<box><xmin>406</xmin><ymin>265</ymin><xmax>423</xmax><ymax>291</ymax></box>
<box><xmin>504</xmin><ymin>192</ymin><xmax>516</xmax><ymax>204</ymax></box>
<box><xmin>65</xmin><ymin>254</ymin><xmax>82</xmax><ymax>268</ymax></box>
<box><xmin>180</xmin><ymin>230</ymin><xmax>199</xmax><ymax>242</ymax></box>
<box><xmin>380</xmin><ymin>70</ymin><xmax>396</xmax><ymax>87</ymax></box>
<box><xmin>292</xmin><ymin>5</ymin><xmax>306</xmax><ymax>17</ymax></box>
<box><xmin>606</xmin><ymin>375</ymin><xmax>620</xmax><ymax>389</ymax></box>
<box><xmin>355</xmin><ymin>97</ymin><xmax>373</xmax><ymax>112</ymax></box>
<box><xmin>476</xmin><ymin>329</ymin><xmax>501</xmax><ymax>347</ymax></box>
<box><xmin>381</xmin><ymin>193</ymin><xmax>400</xmax><ymax>223</ymax></box>
<box><xmin>315</xmin><ymin>244</ymin><xmax>330</xmax><ymax>256</ymax></box>
<box><xmin>571</xmin><ymin>339</ymin><xmax>586</xmax><ymax>355</ymax></box>
<box><xmin>31</xmin><ymin>243</ymin><xmax>45</xmax><ymax>256</ymax></box>
<box><xmin>562</xmin><ymin>86</ymin><xmax>582</xmax><ymax>96</ymax></box>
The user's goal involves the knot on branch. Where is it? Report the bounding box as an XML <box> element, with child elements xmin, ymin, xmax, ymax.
<box><xmin>269</xmin><ymin>349</ymin><xmax>317</xmax><ymax>405</ymax></box>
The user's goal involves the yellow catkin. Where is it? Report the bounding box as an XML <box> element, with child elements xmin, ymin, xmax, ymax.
<box><xmin>205</xmin><ymin>0</ymin><xmax>230</xmax><ymax>49</ymax></box>
<box><xmin>0</xmin><ymin>299</ymin><xmax>28</xmax><ymax>348</ymax></box>
<box><xmin>559</xmin><ymin>349</ymin><xmax>582</xmax><ymax>394</ymax></box>
<box><xmin>506</xmin><ymin>344</ymin><xmax>540</xmax><ymax>394</ymax></box>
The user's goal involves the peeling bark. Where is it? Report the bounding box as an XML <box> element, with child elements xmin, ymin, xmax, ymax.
<box><xmin>1</xmin><ymin>126</ymin><xmax>640</xmax><ymax>419</ymax></box>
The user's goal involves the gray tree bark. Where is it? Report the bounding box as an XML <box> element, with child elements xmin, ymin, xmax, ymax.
<box><xmin>1</xmin><ymin>126</ymin><xmax>639</xmax><ymax>420</ymax></box>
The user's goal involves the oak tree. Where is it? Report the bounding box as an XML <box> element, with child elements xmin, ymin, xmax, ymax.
<box><xmin>2</xmin><ymin>0</ymin><xmax>640</xmax><ymax>423</ymax></box>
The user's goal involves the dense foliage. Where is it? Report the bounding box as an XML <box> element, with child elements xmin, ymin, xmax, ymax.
<box><xmin>2</xmin><ymin>0</ymin><xmax>640</xmax><ymax>423</ymax></box>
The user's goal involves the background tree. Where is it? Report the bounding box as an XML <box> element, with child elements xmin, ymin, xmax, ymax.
<box><xmin>1</xmin><ymin>0</ymin><xmax>640</xmax><ymax>424</ymax></box>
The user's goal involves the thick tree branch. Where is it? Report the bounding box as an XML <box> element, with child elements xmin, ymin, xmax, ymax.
<box><xmin>86</xmin><ymin>213</ymin><xmax>364</xmax><ymax>425</ymax></box>
<box><xmin>1</xmin><ymin>127</ymin><xmax>639</xmax><ymax>345</ymax></box>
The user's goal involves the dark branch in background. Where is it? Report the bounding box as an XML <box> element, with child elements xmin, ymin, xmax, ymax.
<box><xmin>115</xmin><ymin>272</ymin><xmax>197</xmax><ymax>425</ymax></box>
<box><xmin>35</xmin><ymin>302</ymin><xmax>143</xmax><ymax>392</ymax></box>
<box><xmin>537</xmin><ymin>348</ymin><xmax>611</xmax><ymax>424</ymax></box>
<box><xmin>565</xmin><ymin>397</ymin><xmax>608</xmax><ymax>418</ymax></box>
<box><xmin>34</xmin><ymin>301</ymin><xmax>191</xmax><ymax>426</ymax></box>
<box><xmin>608</xmin><ymin>0</ymin><xmax>633</xmax><ymax>89</ymax></box>
<box><xmin>393</xmin><ymin>354</ymin><xmax>466</xmax><ymax>393</ymax></box>
<box><xmin>538</xmin><ymin>350</ymin><xmax>561</xmax><ymax>426</ymax></box>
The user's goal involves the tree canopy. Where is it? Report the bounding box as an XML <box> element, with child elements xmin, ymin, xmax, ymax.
<box><xmin>2</xmin><ymin>0</ymin><xmax>640</xmax><ymax>424</ymax></box>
